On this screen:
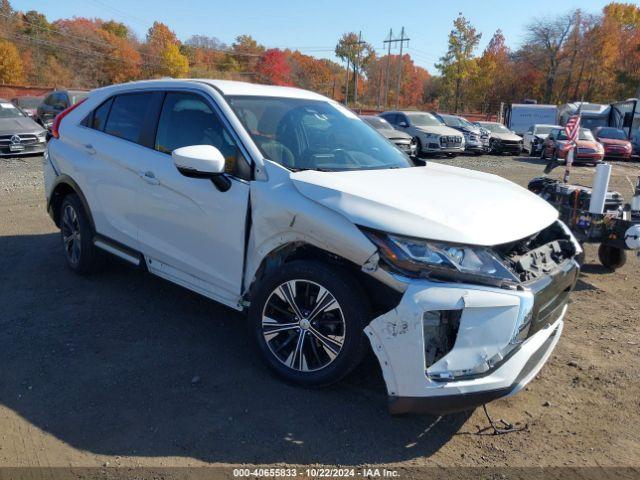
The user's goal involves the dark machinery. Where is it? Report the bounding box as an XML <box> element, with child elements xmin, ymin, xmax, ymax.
<box><xmin>528</xmin><ymin>175</ymin><xmax>640</xmax><ymax>270</ymax></box>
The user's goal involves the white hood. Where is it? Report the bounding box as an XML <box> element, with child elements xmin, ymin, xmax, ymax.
<box><xmin>290</xmin><ymin>163</ymin><xmax>558</xmax><ymax>246</ymax></box>
<box><xmin>415</xmin><ymin>125</ymin><xmax>462</xmax><ymax>137</ymax></box>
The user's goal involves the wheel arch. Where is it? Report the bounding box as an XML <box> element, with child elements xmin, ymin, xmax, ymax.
<box><xmin>245</xmin><ymin>241</ymin><xmax>402</xmax><ymax>316</ymax></box>
<box><xmin>48</xmin><ymin>175</ymin><xmax>95</xmax><ymax>230</ymax></box>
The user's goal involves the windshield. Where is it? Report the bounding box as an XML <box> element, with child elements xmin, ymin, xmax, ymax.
<box><xmin>441</xmin><ymin>115</ymin><xmax>467</xmax><ymax>127</ymax></box>
<box><xmin>0</xmin><ymin>102</ymin><xmax>24</xmax><ymax>118</ymax></box>
<box><xmin>556</xmin><ymin>128</ymin><xmax>595</xmax><ymax>141</ymax></box>
<box><xmin>480</xmin><ymin>122</ymin><xmax>510</xmax><ymax>133</ymax></box>
<box><xmin>534</xmin><ymin>125</ymin><xmax>555</xmax><ymax>135</ymax></box>
<box><xmin>228</xmin><ymin>96</ymin><xmax>412</xmax><ymax>172</ymax></box>
<box><xmin>362</xmin><ymin>116</ymin><xmax>392</xmax><ymax>130</ymax></box>
<box><xmin>580</xmin><ymin>117</ymin><xmax>607</xmax><ymax>129</ymax></box>
<box><xmin>596</xmin><ymin>128</ymin><xmax>627</xmax><ymax>140</ymax></box>
<box><xmin>406</xmin><ymin>112</ymin><xmax>442</xmax><ymax>127</ymax></box>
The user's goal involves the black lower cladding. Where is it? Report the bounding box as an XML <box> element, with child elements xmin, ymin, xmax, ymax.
<box><xmin>525</xmin><ymin>259</ymin><xmax>579</xmax><ymax>339</ymax></box>
<box><xmin>388</xmin><ymin>323</ymin><xmax>561</xmax><ymax>415</ymax></box>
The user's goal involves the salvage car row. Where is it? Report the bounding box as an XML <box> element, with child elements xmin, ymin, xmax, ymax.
<box><xmin>362</xmin><ymin>110</ymin><xmax>635</xmax><ymax>163</ymax></box>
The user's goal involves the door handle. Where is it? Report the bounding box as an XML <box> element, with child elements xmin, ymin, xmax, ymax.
<box><xmin>84</xmin><ymin>144</ymin><xmax>96</xmax><ymax>155</ymax></box>
<box><xmin>139</xmin><ymin>171</ymin><xmax>160</xmax><ymax>185</ymax></box>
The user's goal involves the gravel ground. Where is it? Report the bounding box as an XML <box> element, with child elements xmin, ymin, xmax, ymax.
<box><xmin>0</xmin><ymin>153</ymin><xmax>638</xmax><ymax>476</ymax></box>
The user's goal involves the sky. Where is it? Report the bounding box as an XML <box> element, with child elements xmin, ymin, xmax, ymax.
<box><xmin>11</xmin><ymin>0</ymin><xmax>614</xmax><ymax>71</ymax></box>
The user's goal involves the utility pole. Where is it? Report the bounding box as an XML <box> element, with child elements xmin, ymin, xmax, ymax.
<box><xmin>353</xmin><ymin>31</ymin><xmax>367</xmax><ymax>108</ymax></box>
<box><xmin>383</xmin><ymin>28</ymin><xmax>393</xmax><ymax>109</ymax></box>
<box><xmin>394</xmin><ymin>27</ymin><xmax>409</xmax><ymax>110</ymax></box>
<box><xmin>344</xmin><ymin>55</ymin><xmax>350</xmax><ymax>106</ymax></box>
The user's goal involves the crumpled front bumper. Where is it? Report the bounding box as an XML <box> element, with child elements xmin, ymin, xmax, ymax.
<box><xmin>365</xmin><ymin>260</ymin><xmax>579</xmax><ymax>415</ymax></box>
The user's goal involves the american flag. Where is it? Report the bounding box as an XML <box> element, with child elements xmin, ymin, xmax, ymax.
<box><xmin>565</xmin><ymin>115</ymin><xmax>581</xmax><ymax>143</ymax></box>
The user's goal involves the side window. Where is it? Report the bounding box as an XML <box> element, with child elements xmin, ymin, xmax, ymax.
<box><xmin>398</xmin><ymin>114</ymin><xmax>408</xmax><ymax>125</ymax></box>
<box><xmin>381</xmin><ymin>113</ymin><xmax>398</xmax><ymax>125</ymax></box>
<box><xmin>44</xmin><ymin>94</ymin><xmax>54</xmax><ymax>106</ymax></box>
<box><xmin>155</xmin><ymin>92</ymin><xmax>246</xmax><ymax>176</ymax></box>
<box><xmin>90</xmin><ymin>98</ymin><xmax>113</xmax><ymax>131</ymax></box>
<box><xmin>104</xmin><ymin>93</ymin><xmax>154</xmax><ymax>144</ymax></box>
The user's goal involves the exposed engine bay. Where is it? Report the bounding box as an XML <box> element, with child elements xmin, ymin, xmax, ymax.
<box><xmin>495</xmin><ymin>221</ymin><xmax>578</xmax><ymax>282</ymax></box>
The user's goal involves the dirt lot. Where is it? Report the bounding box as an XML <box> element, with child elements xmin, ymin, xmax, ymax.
<box><xmin>0</xmin><ymin>153</ymin><xmax>639</xmax><ymax>474</ymax></box>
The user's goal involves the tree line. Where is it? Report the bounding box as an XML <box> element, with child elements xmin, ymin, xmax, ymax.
<box><xmin>0</xmin><ymin>0</ymin><xmax>638</xmax><ymax>113</ymax></box>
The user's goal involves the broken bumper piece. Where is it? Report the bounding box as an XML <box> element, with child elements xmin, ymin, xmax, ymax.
<box><xmin>364</xmin><ymin>260</ymin><xmax>578</xmax><ymax>415</ymax></box>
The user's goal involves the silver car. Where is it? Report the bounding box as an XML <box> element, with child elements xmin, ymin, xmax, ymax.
<box><xmin>0</xmin><ymin>99</ymin><xmax>47</xmax><ymax>156</ymax></box>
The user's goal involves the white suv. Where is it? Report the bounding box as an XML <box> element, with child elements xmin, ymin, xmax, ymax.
<box><xmin>44</xmin><ymin>79</ymin><xmax>581</xmax><ymax>414</ymax></box>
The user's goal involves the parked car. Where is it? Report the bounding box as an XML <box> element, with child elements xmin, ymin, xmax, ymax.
<box><xmin>432</xmin><ymin>113</ymin><xmax>485</xmax><ymax>155</ymax></box>
<box><xmin>44</xmin><ymin>79</ymin><xmax>581</xmax><ymax>415</ymax></box>
<box><xmin>0</xmin><ymin>98</ymin><xmax>47</xmax><ymax>156</ymax></box>
<box><xmin>360</xmin><ymin>115</ymin><xmax>417</xmax><ymax>157</ymax></box>
<box><xmin>541</xmin><ymin>127</ymin><xmax>604</xmax><ymax>165</ymax></box>
<box><xmin>477</xmin><ymin>121</ymin><xmax>523</xmax><ymax>155</ymax></box>
<box><xmin>37</xmin><ymin>90</ymin><xmax>89</xmax><ymax>128</ymax></box>
<box><xmin>522</xmin><ymin>124</ymin><xmax>562</xmax><ymax>155</ymax></box>
<box><xmin>379</xmin><ymin>110</ymin><xmax>464</xmax><ymax>157</ymax></box>
<box><xmin>11</xmin><ymin>96</ymin><xmax>42</xmax><ymax>120</ymax></box>
<box><xmin>592</xmin><ymin>127</ymin><xmax>632</xmax><ymax>160</ymax></box>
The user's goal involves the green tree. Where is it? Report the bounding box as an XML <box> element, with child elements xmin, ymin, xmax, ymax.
<box><xmin>436</xmin><ymin>14</ymin><xmax>481</xmax><ymax>112</ymax></box>
<box><xmin>101</xmin><ymin>20</ymin><xmax>129</xmax><ymax>39</ymax></box>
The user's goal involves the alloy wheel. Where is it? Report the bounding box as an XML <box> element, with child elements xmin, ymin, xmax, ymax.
<box><xmin>261</xmin><ymin>279</ymin><xmax>346</xmax><ymax>372</ymax></box>
<box><xmin>61</xmin><ymin>204</ymin><xmax>81</xmax><ymax>266</ymax></box>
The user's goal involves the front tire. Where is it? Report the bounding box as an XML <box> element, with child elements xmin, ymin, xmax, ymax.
<box><xmin>598</xmin><ymin>244</ymin><xmax>627</xmax><ymax>270</ymax></box>
<box><xmin>249</xmin><ymin>260</ymin><xmax>370</xmax><ymax>387</ymax></box>
<box><xmin>59</xmin><ymin>194</ymin><xmax>101</xmax><ymax>275</ymax></box>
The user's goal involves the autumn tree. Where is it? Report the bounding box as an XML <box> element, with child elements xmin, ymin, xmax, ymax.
<box><xmin>436</xmin><ymin>14</ymin><xmax>481</xmax><ymax>112</ymax></box>
<box><xmin>470</xmin><ymin>30</ymin><xmax>510</xmax><ymax>113</ymax></box>
<box><xmin>524</xmin><ymin>12</ymin><xmax>575</xmax><ymax>103</ymax></box>
<box><xmin>0</xmin><ymin>39</ymin><xmax>24</xmax><ymax>83</ymax></box>
<box><xmin>230</xmin><ymin>34</ymin><xmax>264</xmax><ymax>73</ymax></box>
<box><xmin>144</xmin><ymin>21</ymin><xmax>189</xmax><ymax>78</ymax></box>
<box><xmin>255</xmin><ymin>49</ymin><xmax>291</xmax><ymax>85</ymax></box>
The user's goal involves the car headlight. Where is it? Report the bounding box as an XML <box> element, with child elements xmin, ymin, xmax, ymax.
<box><xmin>37</xmin><ymin>131</ymin><xmax>47</xmax><ymax>142</ymax></box>
<box><xmin>364</xmin><ymin>230</ymin><xmax>518</xmax><ymax>285</ymax></box>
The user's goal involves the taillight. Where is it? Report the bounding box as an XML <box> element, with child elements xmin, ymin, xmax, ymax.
<box><xmin>51</xmin><ymin>98</ymin><xmax>87</xmax><ymax>139</ymax></box>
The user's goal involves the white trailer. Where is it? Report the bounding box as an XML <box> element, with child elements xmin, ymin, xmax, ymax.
<box><xmin>505</xmin><ymin>104</ymin><xmax>558</xmax><ymax>135</ymax></box>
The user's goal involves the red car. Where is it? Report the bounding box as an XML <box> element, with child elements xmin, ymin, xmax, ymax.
<box><xmin>541</xmin><ymin>128</ymin><xmax>604</xmax><ymax>165</ymax></box>
<box><xmin>593</xmin><ymin>127</ymin><xmax>632</xmax><ymax>160</ymax></box>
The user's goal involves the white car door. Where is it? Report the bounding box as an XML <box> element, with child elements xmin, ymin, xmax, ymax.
<box><xmin>72</xmin><ymin>92</ymin><xmax>159</xmax><ymax>250</ymax></box>
<box><xmin>134</xmin><ymin>90</ymin><xmax>250</xmax><ymax>308</ymax></box>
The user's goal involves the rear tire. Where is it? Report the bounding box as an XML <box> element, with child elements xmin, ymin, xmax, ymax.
<box><xmin>248</xmin><ymin>260</ymin><xmax>370</xmax><ymax>387</ymax></box>
<box><xmin>59</xmin><ymin>194</ymin><xmax>101</xmax><ymax>275</ymax></box>
<box><xmin>598</xmin><ymin>244</ymin><xmax>627</xmax><ymax>270</ymax></box>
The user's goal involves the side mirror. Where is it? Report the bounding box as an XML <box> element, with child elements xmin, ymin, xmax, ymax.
<box><xmin>172</xmin><ymin>145</ymin><xmax>231</xmax><ymax>192</ymax></box>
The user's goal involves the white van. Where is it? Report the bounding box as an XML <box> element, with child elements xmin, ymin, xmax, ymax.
<box><xmin>44</xmin><ymin>80</ymin><xmax>581</xmax><ymax>414</ymax></box>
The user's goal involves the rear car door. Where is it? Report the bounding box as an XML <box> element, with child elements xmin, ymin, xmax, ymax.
<box><xmin>74</xmin><ymin>91</ymin><xmax>160</xmax><ymax>249</ymax></box>
<box><xmin>133</xmin><ymin>90</ymin><xmax>250</xmax><ymax>306</ymax></box>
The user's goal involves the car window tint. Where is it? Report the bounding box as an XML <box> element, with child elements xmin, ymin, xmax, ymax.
<box><xmin>91</xmin><ymin>98</ymin><xmax>113</xmax><ymax>131</ymax></box>
<box><xmin>104</xmin><ymin>93</ymin><xmax>154</xmax><ymax>144</ymax></box>
<box><xmin>155</xmin><ymin>92</ymin><xmax>245</xmax><ymax>176</ymax></box>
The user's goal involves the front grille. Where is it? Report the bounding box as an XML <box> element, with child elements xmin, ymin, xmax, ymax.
<box><xmin>0</xmin><ymin>134</ymin><xmax>39</xmax><ymax>146</ymax></box>
<box><xmin>498</xmin><ymin>139</ymin><xmax>521</xmax><ymax>146</ymax></box>
<box><xmin>578</xmin><ymin>147</ymin><xmax>596</xmax><ymax>154</ymax></box>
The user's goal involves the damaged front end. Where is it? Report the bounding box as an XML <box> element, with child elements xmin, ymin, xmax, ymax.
<box><xmin>363</xmin><ymin>221</ymin><xmax>580</xmax><ymax>415</ymax></box>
